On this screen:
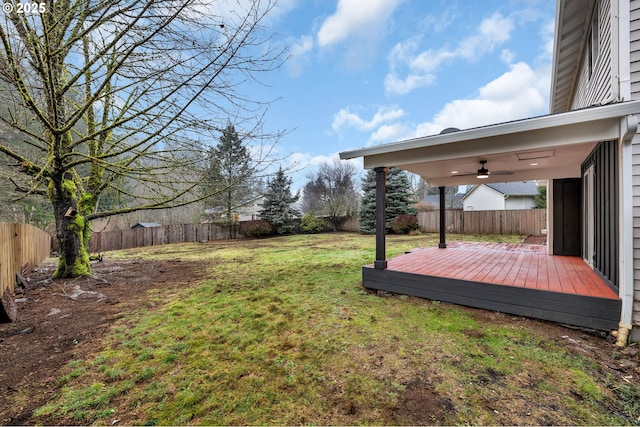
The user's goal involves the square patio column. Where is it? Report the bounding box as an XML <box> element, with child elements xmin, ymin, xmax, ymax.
<box><xmin>374</xmin><ymin>167</ymin><xmax>388</xmax><ymax>269</ymax></box>
<box><xmin>439</xmin><ymin>186</ymin><xmax>447</xmax><ymax>248</ymax></box>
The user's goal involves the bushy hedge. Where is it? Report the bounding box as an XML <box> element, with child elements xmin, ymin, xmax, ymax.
<box><xmin>391</xmin><ymin>214</ymin><xmax>419</xmax><ymax>234</ymax></box>
<box><xmin>300</xmin><ymin>213</ymin><xmax>324</xmax><ymax>234</ymax></box>
<box><xmin>240</xmin><ymin>219</ymin><xmax>273</xmax><ymax>238</ymax></box>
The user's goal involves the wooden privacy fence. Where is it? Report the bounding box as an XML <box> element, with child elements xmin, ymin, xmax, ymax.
<box><xmin>86</xmin><ymin>210</ymin><xmax>545</xmax><ymax>253</ymax></box>
<box><xmin>0</xmin><ymin>223</ymin><xmax>51</xmax><ymax>296</ymax></box>
<box><xmin>417</xmin><ymin>209</ymin><xmax>547</xmax><ymax>235</ymax></box>
<box><xmin>89</xmin><ymin>222</ymin><xmax>241</xmax><ymax>253</ymax></box>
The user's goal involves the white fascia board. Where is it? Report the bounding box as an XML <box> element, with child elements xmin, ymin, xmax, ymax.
<box><xmin>339</xmin><ymin>101</ymin><xmax>640</xmax><ymax>162</ymax></box>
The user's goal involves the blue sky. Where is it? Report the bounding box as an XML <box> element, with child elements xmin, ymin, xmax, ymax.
<box><xmin>248</xmin><ymin>0</ymin><xmax>557</xmax><ymax>190</ymax></box>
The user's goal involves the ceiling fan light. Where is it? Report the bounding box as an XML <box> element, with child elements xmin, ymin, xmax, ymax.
<box><xmin>477</xmin><ymin>173</ymin><xmax>489</xmax><ymax>179</ymax></box>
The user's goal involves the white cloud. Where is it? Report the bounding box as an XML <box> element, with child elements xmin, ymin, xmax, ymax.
<box><xmin>385</xmin><ymin>12</ymin><xmax>515</xmax><ymax>95</ymax></box>
<box><xmin>500</xmin><ymin>49</ymin><xmax>515</xmax><ymax>64</ymax></box>
<box><xmin>352</xmin><ymin>61</ymin><xmax>550</xmax><ymax>146</ymax></box>
<box><xmin>418</xmin><ymin>8</ymin><xmax>456</xmax><ymax>33</ymax></box>
<box><xmin>316</xmin><ymin>0</ymin><xmax>402</xmax><ymax>47</ymax></box>
<box><xmin>285</xmin><ymin>35</ymin><xmax>314</xmax><ymax>77</ymax></box>
<box><xmin>539</xmin><ymin>19</ymin><xmax>555</xmax><ymax>62</ymax></box>
<box><xmin>415</xmin><ymin>61</ymin><xmax>547</xmax><ymax>134</ymax></box>
<box><xmin>332</xmin><ymin>105</ymin><xmax>406</xmax><ymax>132</ymax></box>
<box><xmin>368</xmin><ymin>123</ymin><xmax>412</xmax><ymax>144</ymax></box>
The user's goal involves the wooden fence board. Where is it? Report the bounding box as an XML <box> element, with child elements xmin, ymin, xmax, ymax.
<box><xmin>0</xmin><ymin>223</ymin><xmax>51</xmax><ymax>296</ymax></box>
<box><xmin>417</xmin><ymin>209</ymin><xmax>546</xmax><ymax>235</ymax></box>
<box><xmin>81</xmin><ymin>210</ymin><xmax>545</xmax><ymax>254</ymax></box>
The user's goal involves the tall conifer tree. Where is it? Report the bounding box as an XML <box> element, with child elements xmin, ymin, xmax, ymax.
<box><xmin>358</xmin><ymin>167</ymin><xmax>417</xmax><ymax>234</ymax></box>
<box><xmin>259</xmin><ymin>167</ymin><xmax>300</xmax><ymax>234</ymax></box>
<box><xmin>203</xmin><ymin>124</ymin><xmax>255</xmax><ymax>236</ymax></box>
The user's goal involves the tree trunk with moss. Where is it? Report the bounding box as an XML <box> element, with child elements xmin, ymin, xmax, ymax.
<box><xmin>50</xmin><ymin>178</ymin><xmax>92</xmax><ymax>278</ymax></box>
<box><xmin>0</xmin><ymin>1</ymin><xmax>285</xmax><ymax>278</ymax></box>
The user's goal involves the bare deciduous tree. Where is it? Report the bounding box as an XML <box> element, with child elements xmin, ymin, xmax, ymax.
<box><xmin>0</xmin><ymin>0</ymin><xmax>285</xmax><ymax>277</ymax></box>
<box><xmin>302</xmin><ymin>160</ymin><xmax>358</xmax><ymax>230</ymax></box>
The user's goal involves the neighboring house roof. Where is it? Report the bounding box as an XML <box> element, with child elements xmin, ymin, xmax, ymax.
<box><xmin>465</xmin><ymin>181</ymin><xmax>538</xmax><ymax>199</ymax></box>
<box><xmin>131</xmin><ymin>222</ymin><xmax>161</xmax><ymax>229</ymax></box>
<box><xmin>421</xmin><ymin>194</ymin><xmax>463</xmax><ymax>209</ymax></box>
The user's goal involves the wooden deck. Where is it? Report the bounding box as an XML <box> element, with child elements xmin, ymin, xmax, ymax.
<box><xmin>364</xmin><ymin>242</ymin><xmax>621</xmax><ymax>330</ymax></box>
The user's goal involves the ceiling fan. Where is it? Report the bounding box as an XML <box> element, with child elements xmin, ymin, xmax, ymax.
<box><xmin>453</xmin><ymin>160</ymin><xmax>513</xmax><ymax>179</ymax></box>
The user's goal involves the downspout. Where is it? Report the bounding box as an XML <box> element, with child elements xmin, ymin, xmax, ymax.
<box><xmin>613</xmin><ymin>0</ymin><xmax>635</xmax><ymax>346</ymax></box>
<box><xmin>616</xmin><ymin>114</ymin><xmax>637</xmax><ymax>346</ymax></box>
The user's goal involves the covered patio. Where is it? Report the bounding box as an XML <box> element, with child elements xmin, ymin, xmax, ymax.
<box><xmin>340</xmin><ymin>100</ymin><xmax>640</xmax><ymax>331</ymax></box>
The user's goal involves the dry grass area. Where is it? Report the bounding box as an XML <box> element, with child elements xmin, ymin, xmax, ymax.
<box><xmin>1</xmin><ymin>232</ymin><xmax>639</xmax><ymax>425</ymax></box>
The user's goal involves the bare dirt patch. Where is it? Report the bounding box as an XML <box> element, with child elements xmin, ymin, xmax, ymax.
<box><xmin>0</xmin><ymin>256</ymin><xmax>639</xmax><ymax>425</ymax></box>
<box><xmin>0</xmin><ymin>257</ymin><xmax>209</xmax><ymax>425</ymax></box>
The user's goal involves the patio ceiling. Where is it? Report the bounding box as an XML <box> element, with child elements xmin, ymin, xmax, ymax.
<box><xmin>339</xmin><ymin>101</ymin><xmax>640</xmax><ymax>187</ymax></box>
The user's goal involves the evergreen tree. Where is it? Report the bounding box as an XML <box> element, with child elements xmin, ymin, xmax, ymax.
<box><xmin>358</xmin><ymin>167</ymin><xmax>417</xmax><ymax>234</ymax></box>
<box><xmin>202</xmin><ymin>123</ymin><xmax>255</xmax><ymax>236</ymax></box>
<box><xmin>534</xmin><ymin>185</ymin><xmax>547</xmax><ymax>209</ymax></box>
<box><xmin>260</xmin><ymin>167</ymin><xmax>300</xmax><ymax>234</ymax></box>
<box><xmin>386</xmin><ymin>167</ymin><xmax>417</xmax><ymax>229</ymax></box>
<box><xmin>358</xmin><ymin>169</ymin><xmax>377</xmax><ymax>234</ymax></box>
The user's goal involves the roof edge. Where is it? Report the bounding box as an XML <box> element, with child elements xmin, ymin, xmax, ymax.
<box><xmin>339</xmin><ymin>100</ymin><xmax>640</xmax><ymax>160</ymax></box>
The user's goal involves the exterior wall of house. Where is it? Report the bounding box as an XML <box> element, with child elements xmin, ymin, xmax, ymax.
<box><xmin>462</xmin><ymin>186</ymin><xmax>505</xmax><ymax>211</ymax></box>
<box><xmin>630</xmin><ymin>0</ymin><xmax>640</xmax><ymax>336</ymax></box>
<box><xmin>504</xmin><ymin>196</ymin><xmax>536</xmax><ymax>210</ymax></box>
<box><xmin>570</xmin><ymin>0</ymin><xmax>614</xmax><ymax>110</ymax></box>
<box><xmin>631</xmin><ymin>0</ymin><xmax>640</xmax><ymax>98</ymax></box>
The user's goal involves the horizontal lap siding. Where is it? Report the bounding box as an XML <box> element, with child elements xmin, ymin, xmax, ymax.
<box><xmin>632</xmin><ymin>0</ymin><xmax>640</xmax><ymax>327</ymax></box>
<box><xmin>571</xmin><ymin>0</ymin><xmax>613</xmax><ymax>109</ymax></box>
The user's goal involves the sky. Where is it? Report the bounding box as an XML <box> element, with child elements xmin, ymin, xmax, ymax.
<box><xmin>244</xmin><ymin>0</ymin><xmax>557</xmax><ymax>190</ymax></box>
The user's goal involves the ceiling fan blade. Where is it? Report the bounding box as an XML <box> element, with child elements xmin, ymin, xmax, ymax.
<box><xmin>451</xmin><ymin>170</ymin><xmax>514</xmax><ymax>177</ymax></box>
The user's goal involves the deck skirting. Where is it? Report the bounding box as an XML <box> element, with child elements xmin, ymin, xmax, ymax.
<box><xmin>363</xmin><ymin>266</ymin><xmax>621</xmax><ymax>331</ymax></box>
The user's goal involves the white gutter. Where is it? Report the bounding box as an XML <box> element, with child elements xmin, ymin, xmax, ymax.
<box><xmin>339</xmin><ymin>100</ymin><xmax>640</xmax><ymax>160</ymax></box>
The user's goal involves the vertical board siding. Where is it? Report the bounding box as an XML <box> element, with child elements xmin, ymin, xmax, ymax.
<box><xmin>571</xmin><ymin>0</ymin><xmax>613</xmax><ymax>109</ymax></box>
<box><xmin>582</xmin><ymin>140</ymin><xmax>619</xmax><ymax>288</ymax></box>
<box><xmin>0</xmin><ymin>223</ymin><xmax>51</xmax><ymax>296</ymax></box>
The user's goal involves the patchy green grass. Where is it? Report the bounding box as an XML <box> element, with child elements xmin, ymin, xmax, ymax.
<box><xmin>34</xmin><ymin>233</ymin><xmax>629</xmax><ymax>425</ymax></box>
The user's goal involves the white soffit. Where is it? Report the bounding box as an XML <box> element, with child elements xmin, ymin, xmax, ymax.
<box><xmin>339</xmin><ymin>100</ymin><xmax>640</xmax><ymax>187</ymax></box>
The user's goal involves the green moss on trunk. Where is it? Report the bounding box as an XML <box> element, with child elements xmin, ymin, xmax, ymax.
<box><xmin>52</xmin><ymin>179</ymin><xmax>93</xmax><ymax>278</ymax></box>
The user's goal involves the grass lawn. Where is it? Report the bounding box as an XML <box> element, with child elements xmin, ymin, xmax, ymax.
<box><xmin>33</xmin><ymin>232</ymin><xmax>634</xmax><ymax>425</ymax></box>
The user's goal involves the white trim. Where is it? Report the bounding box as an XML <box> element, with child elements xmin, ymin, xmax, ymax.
<box><xmin>583</xmin><ymin>165</ymin><xmax>595</xmax><ymax>267</ymax></box>
<box><xmin>340</xmin><ymin>101</ymin><xmax>640</xmax><ymax>160</ymax></box>
<box><xmin>616</xmin><ymin>0</ymin><xmax>632</xmax><ymax>101</ymax></box>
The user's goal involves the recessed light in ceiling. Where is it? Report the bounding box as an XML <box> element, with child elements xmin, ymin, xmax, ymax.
<box><xmin>517</xmin><ymin>150</ymin><xmax>554</xmax><ymax>161</ymax></box>
<box><xmin>530</xmin><ymin>162</ymin><xmax>539</xmax><ymax>166</ymax></box>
